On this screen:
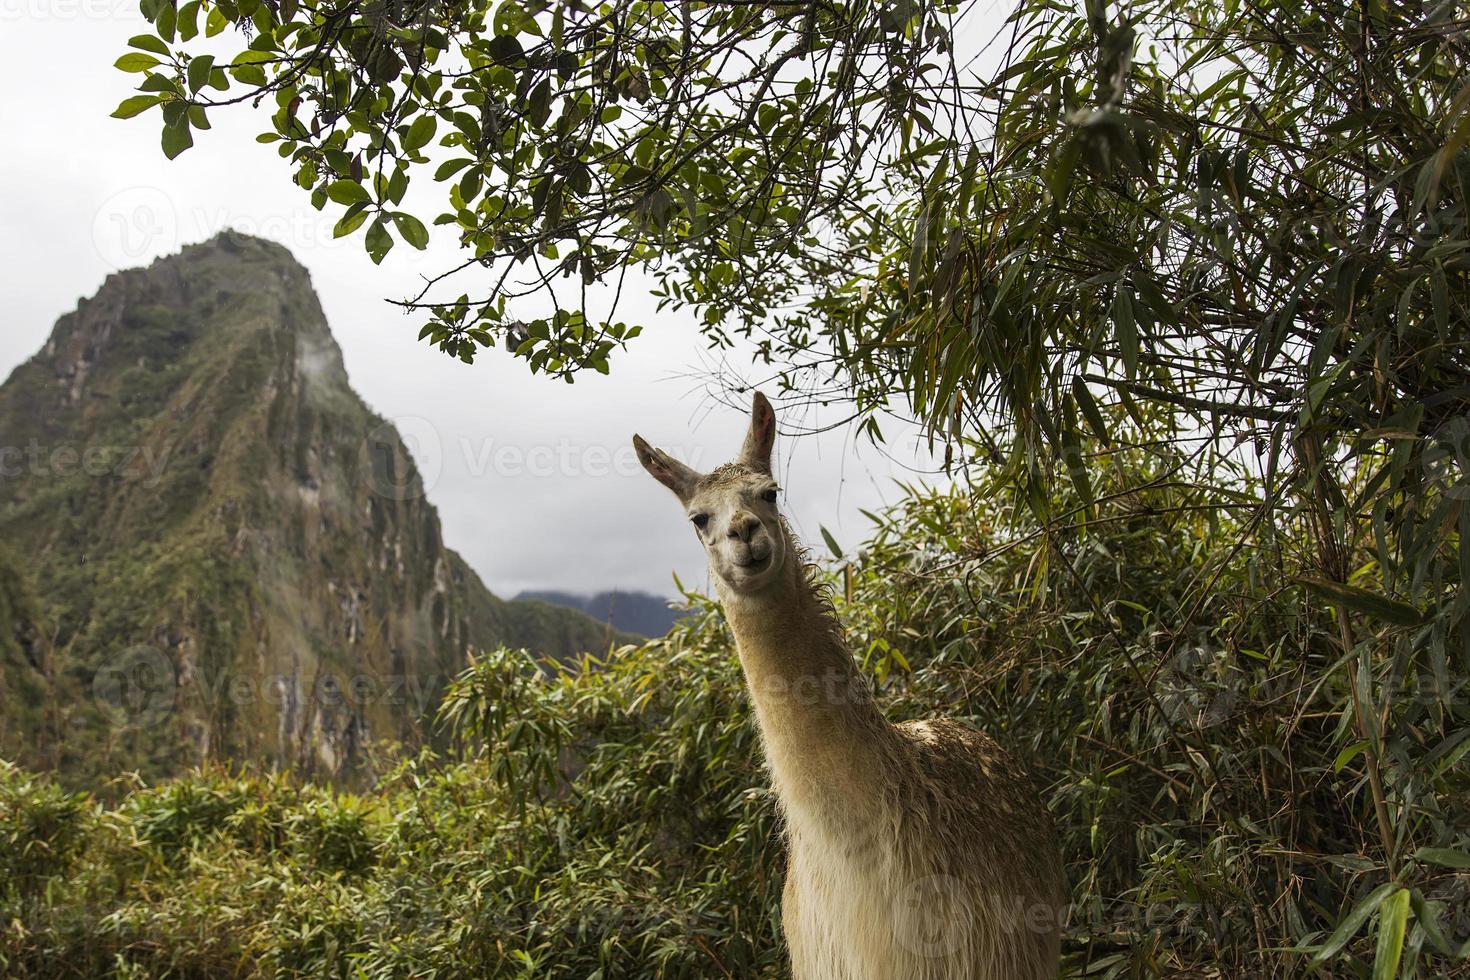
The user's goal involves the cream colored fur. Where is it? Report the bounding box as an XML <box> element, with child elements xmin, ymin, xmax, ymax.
<box><xmin>634</xmin><ymin>393</ymin><xmax>1065</xmax><ymax>979</ymax></box>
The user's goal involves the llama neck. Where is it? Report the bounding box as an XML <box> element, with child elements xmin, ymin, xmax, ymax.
<box><xmin>718</xmin><ymin>543</ymin><xmax>896</xmax><ymax>831</ymax></box>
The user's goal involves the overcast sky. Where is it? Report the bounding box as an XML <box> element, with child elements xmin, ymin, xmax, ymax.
<box><xmin>0</xmin><ymin>4</ymin><xmax>958</xmax><ymax>598</ymax></box>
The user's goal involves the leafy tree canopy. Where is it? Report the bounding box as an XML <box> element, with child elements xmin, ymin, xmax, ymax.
<box><xmin>114</xmin><ymin>0</ymin><xmax>1470</xmax><ymax>500</ymax></box>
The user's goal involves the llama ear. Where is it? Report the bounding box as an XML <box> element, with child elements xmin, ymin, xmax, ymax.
<box><xmin>739</xmin><ymin>391</ymin><xmax>775</xmax><ymax>475</ymax></box>
<box><xmin>633</xmin><ymin>434</ymin><xmax>700</xmax><ymax>501</ymax></box>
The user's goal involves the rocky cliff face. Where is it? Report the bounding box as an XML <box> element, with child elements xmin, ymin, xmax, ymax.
<box><xmin>0</xmin><ymin>234</ymin><xmax>618</xmax><ymax>786</ymax></box>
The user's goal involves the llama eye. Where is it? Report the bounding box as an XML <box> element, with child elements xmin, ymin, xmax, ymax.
<box><xmin>762</xmin><ymin>488</ymin><xmax>778</xmax><ymax>503</ymax></box>
<box><xmin>691</xmin><ymin>514</ymin><xmax>709</xmax><ymax>530</ymax></box>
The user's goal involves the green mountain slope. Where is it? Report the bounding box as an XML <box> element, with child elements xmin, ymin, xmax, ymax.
<box><xmin>0</xmin><ymin>550</ymin><xmax>51</xmax><ymax>768</ymax></box>
<box><xmin>0</xmin><ymin>233</ymin><xmax>619</xmax><ymax>785</ymax></box>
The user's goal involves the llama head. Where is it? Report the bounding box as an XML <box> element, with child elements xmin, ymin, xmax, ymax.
<box><xmin>633</xmin><ymin>391</ymin><xmax>788</xmax><ymax>596</ymax></box>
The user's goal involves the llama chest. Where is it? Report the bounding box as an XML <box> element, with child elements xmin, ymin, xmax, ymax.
<box><xmin>784</xmin><ymin>832</ymin><xmax>905</xmax><ymax>980</ymax></box>
<box><xmin>781</xmin><ymin>824</ymin><xmax>1059</xmax><ymax>980</ymax></box>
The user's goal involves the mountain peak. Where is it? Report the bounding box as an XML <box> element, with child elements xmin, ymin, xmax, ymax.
<box><xmin>0</xmin><ymin>241</ymin><xmax>621</xmax><ymax>786</ymax></box>
<box><xmin>38</xmin><ymin>231</ymin><xmax>336</xmax><ymax>409</ymax></box>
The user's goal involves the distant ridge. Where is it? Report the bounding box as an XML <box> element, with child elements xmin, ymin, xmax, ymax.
<box><xmin>0</xmin><ymin>233</ymin><xmax>623</xmax><ymax>785</ymax></box>
<box><xmin>514</xmin><ymin>590</ymin><xmax>685</xmax><ymax>638</ymax></box>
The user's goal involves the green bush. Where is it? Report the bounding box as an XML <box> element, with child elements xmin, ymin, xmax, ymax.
<box><xmin>0</xmin><ymin>761</ymin><xmax>91</xmax><ymax>905</ymax></box>
<box><xmin>286</xmin><ymin>794</ymin><xmax>379</xmax><ymax>877</ymax></box>
<box><xmin>127</xmin><ymin>777</ymin><xmax>249</xmax><ymax>859</ymax></box>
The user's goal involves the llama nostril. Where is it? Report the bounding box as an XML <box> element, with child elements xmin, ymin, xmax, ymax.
<box><xmin>728</xmin><ymin>514</ymin><xmax>761</xmax><ymax>541</ymax></box>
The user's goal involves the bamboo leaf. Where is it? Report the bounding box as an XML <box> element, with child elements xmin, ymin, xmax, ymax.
<box><xmin>1072</xmin><ymin>376</ymin><xmax>1111</xmax><ymax>445</ymax></box>
<box><xmin>1371</xmin><ymin>888</ymin><xmax>1409</xmax><ymax>980</ymax></box>
<box><xmin>1413</xmin><ymin>847</ymin><xmax>1470</xmax><ymax>870</ymax></box>
<box><xmin>1113</xmin><ymin>286</ymin><xmax>1137</xmax><ymax>379</ymax></box>
<box><xmin>1296</xmin><ymin>577</ymin><xmax>1426</xmax><ymax>626</ymax></box>
<box><xmin>1312</xmin><ymin>883</ymin><xmax>1398</xmax><ymax>965</ymax></box>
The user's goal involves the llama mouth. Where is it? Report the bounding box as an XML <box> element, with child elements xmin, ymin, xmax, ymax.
<box><xmin>736</xmin><ymin>553</ymin><xmax>771</xmax><ymax>571</ymax></box>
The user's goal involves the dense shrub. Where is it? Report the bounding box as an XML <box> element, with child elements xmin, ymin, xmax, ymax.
<box><xmin>0</xmin><ymin>761</ymin><xmax>92</xmax><ymax>905</ymax></box>
<box><xmin>853</xmin><ymin>459</ymin><xmax>1470</xmax><ymax>977</ymax></box>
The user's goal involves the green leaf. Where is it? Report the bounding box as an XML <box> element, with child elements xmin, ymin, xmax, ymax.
<box><xmin>115</xmin><ymin>53</ymin><xmax>162</xmax><ymax>73</ymax></box>
<box><xmin>387</xmin><ymin>167</ymin><xmax>408</xmax><ymax>205</ymax></box>
<box><xmin>1372</xmin><ymin>888</ymin><xmax>1409</xmax><ymax>980</ymax></box>
<box><xmin>1430</xmin><ymin>263</ymin><xmax>1449</xmax><ymax>337</ymax></box>
<box><xmin>1408</xmin><ymin>890</ymin><xmax>1462</xmax><ymax>957</ymax></box>
<box><xmin>528</xmin><ymin>78</ymin><xmax>552</xmax><ymax>128</ymax></box>
<box><xmin>1296</xmin><ymin>577</ymin><xmax>1426</xmax><ymax>627</ymax></box>
<box><xmin>177</xmin><ymin>0</ymin><xmax>201</xmax><ymax>41</ymax></box>
<box><xmin>1333</xmin><ymin>740</ymin><xmax>1368</xmax><ymax>774</ymax></box>
<box><xmin>434</xmin><ymin>158</ymin><xmax>473</xmax><ymax>181</ymax></box>
<box><xmin>402</xmin><ymin>115</ymin><xmax>438</xmax><ymax>153</ymax></box>
<box><xmin>365</xmin><ymin>216</ymin><xmax>394</xmax><ymax>264</ymax></box>
<box><xmin>1113</xmin><ymin>286</ymin><xmax>1137</xmax><ymax>379</ymax></box>
<box><xmin>326</xmin><ymin>181</ymin><xmax>370</xmax><ymax>206</ymax></box>
<box><xmin>1312</xmin><ymin>882</ymin><xmax>1398</xmax><ymax>965</ymax></box>
<box><xmin>1072</xmin><ymin>377</ymin><xmax>1110</xmax><ymax>445</ymax></box>
<box><xmin>138</xmin><ymin>71</ymin><xmax>179</xmax><ymax>95</ymax></box>
<box><xmin>819</xmin><ymin>526</ymin><xmax>843</xmax><ymax>560</ymax></box>
<box><xmin>112</xmin><ymin>95</ymin><xmax>165</xmax><ymax>120</ymax></box>
<box><xmin>392</xmin><ymin>213</ymin><xmax>430</xmax><ymax>250</ymax></box>
<box><xmin>155</xmin><ymin>0</ymin><xmax>175</xmax><ymax>42</ymax></box>
<box><xmin>333</xmin><ymin>203</ymin><xmax>371</xmax><ymax>238</ymax></box>
<box><xmin>128</xmin><ymin>34</ymin><xmax>170</xmax><ymax>55</ymax></box>
<box><xmin>230</xmin><ymin>49</ymin><xmax>273</xmax><ymax>86</ymax></box>
<box><xmin>1413</xmin><ymin>847</ymin><xmax>1470</xmax><ymax>869</ymax></box>
<box><xmin>161</xmin><ymin>120</ymin><xmax>194</xmax><ymax>160</ymax></box>
<box><xmin>1059</xmin><ymin>416</ymin><xmax>1093</xmax><ymax>507</ymax></box>
<box><xmin>187</xmin><ymin>54</ymin><xmax>215</xmax><ymax>94</ymax></box>
<box><xmin>909</xmin><ymin>207</ymin><xmax>931</xmax><ymax>289</ymax></box>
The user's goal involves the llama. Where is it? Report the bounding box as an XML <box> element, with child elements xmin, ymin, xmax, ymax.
<box><xmin>633</xmin><ymin>392</ymin><xmax>1065</xmax><ymax>979</ymax></box>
